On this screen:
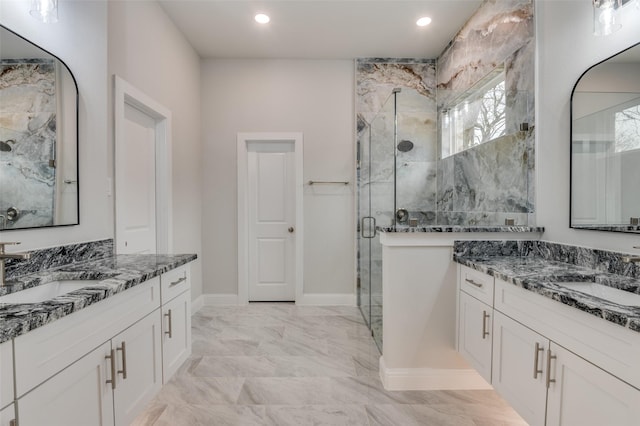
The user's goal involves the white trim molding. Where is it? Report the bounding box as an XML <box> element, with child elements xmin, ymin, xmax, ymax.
<box><xmin>114</xmin><ymin>75</ymin><xmax>173</xmax><ymax>254</ymax></box>
<box><xmin>379</xmin><ymin>356</ymin><xmax>492</xmax><ymax>391</ymax></box>
<box><xmin>237</xmin><ymin>132</ymin><xmax>304</xmax><ymax>305</ymax></box>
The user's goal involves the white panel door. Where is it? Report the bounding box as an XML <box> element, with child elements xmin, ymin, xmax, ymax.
<box><xmin>18</xmin><ymin>341</ymin><xmax>114</xmax><ymax>426</ymax></box>
<box><xmin>492</xmin><ymin>311</ymin><xmax>548</xmax><ymax>426</ymax></box>
<box><xmin>116</xmin><ymin>103</ymin><xmax>157</xmax><ymax>254</ymax></box>
<box><xmin>247</xmin><ymin>142</ymin><xmax>296</xmax><ymax>301</ymax></box>
<box><xmin>546</xmin><ymin>342</ymin><xmax>640</xmax><ymax>426</ymax></box>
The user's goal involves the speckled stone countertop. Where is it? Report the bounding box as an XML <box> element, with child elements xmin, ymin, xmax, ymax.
<box><xmin>453</xmin><ymin>249</ymin><xmax>640</xmax><ymax>333</ymax></box>
<box><xmin>0</xmin><ymin>253</ymin><xmax>197</xmax><ymax>344</ymax></box>
<box><xmin>379</xmin><ymin>226</ymin><xmax>545</xmax><ymax>233</ymax></box>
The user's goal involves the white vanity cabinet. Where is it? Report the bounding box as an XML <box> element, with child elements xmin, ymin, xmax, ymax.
<box><xmin>17</xmin><ymin>341</ymin><xmax>115</xmax><ymax>426</ymax></box>
<box><xmin>0</xmin><ymin>341</ymin><xmax>13</xmax><ymax>411</ymax></box>
<box><xmin>18</xmin><ymin>310</ymin><xmax>163</xmax><ymax>426</ymax></box>
<box><xmin>160</xmin><ymin>264</ymin><xmax>192</xmax><ymax>383</ymax></box>
<box><xmin>13</xmin><ymin>277</ymin><xmax>162</xmax><ymax>426</ymax></box>
<box><xmin>458</xmin><ymin>291</ymin><xmax>493</xmax><ymax>382</ymax></box>
<box><xmin>457</xmin><ymin>263</ymin><xmax>640</xmax><ymax>426</ymax></box>
<box><xmin>112</xmin><ymin>312</ymin><xmax>163</xmax><ymax>426</ymax></box>
<box><xmin>492</xmin><ymin>310</ymin><xmax>548</xmax><ymax>426</ymax></box>
<box><xmin>546</xmin><ymin>342</ymin><xmax>640</xmax><ymax>426</ymax></box>
<box><xmin>0</xmin><ymin>404</ymin><xmax>15</xmax><ymax>426</ymax></box>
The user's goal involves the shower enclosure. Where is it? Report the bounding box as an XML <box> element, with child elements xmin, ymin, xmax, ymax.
<box><xmin>358</xmin><ymin>87</ymin><xmax>437</xmax><ymax>351</ymax></box>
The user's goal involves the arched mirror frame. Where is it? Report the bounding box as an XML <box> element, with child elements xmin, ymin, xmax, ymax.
<box><xmin>0</xmin><ymin>23</ymin><xmax>79</xmax><ymax>231</ymax></box>
<box><xmin>570</xmin><ymin>41</ymin><xmax>640</xmax><ymax>234</ymax></box>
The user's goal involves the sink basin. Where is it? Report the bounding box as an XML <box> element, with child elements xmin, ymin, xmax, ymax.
<box><xmin>0</xmin><ymin>280</ymin><xmax>100</xmax><ymax>304</ymax></box>
<box><xmin>558</xmin><ymin>282</ymin><xmax>640</xmax><ymax>307</ymax></box>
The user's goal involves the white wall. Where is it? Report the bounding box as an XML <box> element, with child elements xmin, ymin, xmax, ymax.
<box><xmin>536</xmin><ymin>0</ymin><xmax>640</xmax><ymax>252</ymax></box>
<box><xmin>108</xmin><ymin>1</ymin><xmax>203</xmax><ymax>299</ymax></box>
<box><xmin>0</xmin><ymin>0</ymin><xmax>110</xmax><ymax>250</ymax></box>
<box><xmin>201</xmin><ymin>59</ymin><xmax>355</xmax><ymax>298</ymax></box>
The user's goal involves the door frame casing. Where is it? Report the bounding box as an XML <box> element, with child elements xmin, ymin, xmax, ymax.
<box><xmin>237</xmin><ymin>132</ymin><xmax>304</xmax><ymax>305</ymax></box>
<box><xmin>114</xmin><ymin>75</ymin><xmax>173</xmax><ymax>254</ymax></box>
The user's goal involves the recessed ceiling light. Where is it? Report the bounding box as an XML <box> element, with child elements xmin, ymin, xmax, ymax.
<box><xmin>416</xmin><ymin>17</ymin><xmax>432</xmax><ymax>27</ymax></box>
<box><xmin>255</xmin><ymin>13</ymin><xmax>270</xmax><ymax>24</ymax></box>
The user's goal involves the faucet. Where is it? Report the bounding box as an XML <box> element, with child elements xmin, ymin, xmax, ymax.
<box><xmin>0</xmin><ymin>242</ymin><xmax>31</xmax><ymax>287</ymax></box>
<box><xmin>622</xmin><ymin>246</ymin><xmax>640</xmax><ymax>264</ymax></box>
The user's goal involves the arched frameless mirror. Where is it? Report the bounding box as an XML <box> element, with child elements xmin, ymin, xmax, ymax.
<box><xmin>571</xmin><ymin>42</ymin><xmax>640</xmax><ymax>233</ymax></box>
<box><xmin>0</xmin><ymin>24</ymin><xmax>79</xmax><ymax>230</ymax></box>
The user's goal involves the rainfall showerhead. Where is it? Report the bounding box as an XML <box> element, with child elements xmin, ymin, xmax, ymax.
<box><xmin>392</xmin><ymin>88</ymin><xmax>401</xmax><ymax>93</ymax></box>
<box><xmin>0</xmin><ymin>140</ymin><xmax>13</xmax><ymax>152</ymax></box>
<box><xmin>397</xmin><ymin>140</ymin><xmax>414</xmax><ymax>152</ymax></box>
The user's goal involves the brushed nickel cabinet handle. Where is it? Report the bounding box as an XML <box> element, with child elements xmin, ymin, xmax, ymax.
<box><xmin>169</xmin><ymin>274</ymin><xmax>187</xmax><ymax>287</ymax></box>
<box><xmin>533</xmin><ymin>342</ymin><xmax>544</xmax><ymax>379</ymax></box>
<box><xmin>165</xmin><ymin>309</ymin><xmax>173</xmax><ymax>338</ymax></box>
<box><xmin>106</xmin><ymin>348</ymin><xmax>116</xmax><ymax>390</ymax></box>
<box><xmin>482</xmin><ymin>311</ymin><xmax>490</xmax><ymax>339</ymax></box>
<box><xmin>546</xmin><ymin>348</ymin><xmax>557</xmax><ymax>388</ymax></box>
<box><xmin>465</xmin><ymin>278</ymin><xmax>483</xmax><ymax>288</ymax></box>
<box><xmin>117</xmin><ymin>341</ymin><xmax>127</xmax><ymax>379</ymax></box>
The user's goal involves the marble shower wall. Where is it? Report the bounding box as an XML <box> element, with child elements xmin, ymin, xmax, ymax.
<box><xmin>356</xmin><ymin>59</ymin><xmax>438</xmax><ymax>227</ymax></box>
<box><xmin>436</xmin><ymin>0</ymin><xmax>535</xmax><ymax>226</ymax></box>
<box><xmin>0</xmin><ymin>59</ymin><xmax>57</xmax><ymax>228</ymax></box>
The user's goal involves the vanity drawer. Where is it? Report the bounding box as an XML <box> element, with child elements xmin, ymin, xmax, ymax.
<box><xmin>459</xmin><ymin>265</ymin><xmax>494</xmax><ymax>306</ymax></box>
<box><xmin>161</xmin><ymin>264</ymin><xmax>190</xmax><ymax>303</ymax></box>
<box><xmin>13</xmin><ymin>277</ymin><xmax>160</xmax><ymax>397</ymax></box>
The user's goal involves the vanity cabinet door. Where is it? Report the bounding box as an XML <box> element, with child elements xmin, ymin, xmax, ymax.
<box><xmin>0</xmin><ymin>403</ymin><xmax>15</xmax><ymax>426</ymax></box>
<box><xmin>0</xmin><ymin>341</ymin><xmax>13</xmax><ymax>411</ymax></box>
<box><xmin>112</xmin><ymin>311</ymin><xmax>162</xmax><ymax>426</ymax></box>
<box><xmin>17</xmin><ymin>341</ymin><xmax>114</xmax><ymax>426</ymax></box>
<box><xmin>492</xmin><ymin>311</ymin><xmax>548</xmax><ymax>426</ymax></box>
<box><xmin>161</xmin><ymin>290</ymin><xmax>192</xmax><ymax>383</ymax></box>
<box><xmin>546</xmin><ymin>343</ymin><xmax>640</xmax><ymax>426</ymax></box>
<box><xmin>458</xmin><ymin>291</ymin><xmax>492</xmax><ymax>382</ymax></box>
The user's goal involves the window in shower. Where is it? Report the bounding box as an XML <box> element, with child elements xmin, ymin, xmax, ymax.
<box><xmin>441</xmin><ymin>68</ymin><xmax>506</xmax><ymax>158</ymax></box>
<box><xmin>614</xmin><ymin>98</ymin><xmax>640</xmax><ymax>153</ymax></box>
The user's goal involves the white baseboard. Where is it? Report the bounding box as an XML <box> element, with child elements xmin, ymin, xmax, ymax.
<box><xmin>296</xmin><ymin>293</ymin><xmax>356</xmax><ymax>306</ymax></box>
<box><xmin>201</xmin><ymin>294</ymin><xmax>240</xmax><ymax>306</ymax></box>
<box><xmin>191</xmin><ymin>295</ymin><xmax>204</xmax><ymax>313</ymax></box>
<box><xmin>193</xmin><ymin>293</ymin><xmax>355</xmax><ymax>308</ymax></box>
<box><xmin>379</xmin><ymin>356</ymin><xmax>492</xmax><ymax>391</ymax></box>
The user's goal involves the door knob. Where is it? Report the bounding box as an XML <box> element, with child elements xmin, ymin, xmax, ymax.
<box><xmin>288</xmin><ymin>227</ymin><xmax>295</xmax><ymax>233</ymax></box>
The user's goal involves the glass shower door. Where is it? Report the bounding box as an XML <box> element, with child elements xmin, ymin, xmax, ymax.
<box><xmin>358</xmin><ymin>92</ymin><xmax>396</xmax><ymax>352</ymax></box>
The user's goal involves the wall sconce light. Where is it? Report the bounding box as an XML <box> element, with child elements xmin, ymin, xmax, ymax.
<box><xmin>593</xmin><ymin>0</ymin><xmax>622</xmax><ymax>36</ymax></box>
<box><xmin>30</xmin><ymin>0</ymin><xmax>58</xmax><ymax>23</ymax></box>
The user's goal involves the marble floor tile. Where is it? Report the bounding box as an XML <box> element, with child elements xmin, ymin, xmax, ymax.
<box><xmin>265</xmin><ymin>405</ymin><xmax>370</xmax><ymax>426</ymax></box>
<box><xmin>270</xmin><ymin>355</ymin><xmax>357</xmax><ymax>377</ymax></box>
<box><xmin>136</xmin><ymin>404</ymin><xmax>267</xmax><ymax>426</ymax></box>
<box><xmin>237</xmin><ymin>377</ymin><xmax>335</xmax><ymax>405</ymax></box>
<box><xmin>192</xmin><ymin>356</ymin><xmax>278</xmax><ymax>377</ymax></box>
<box><xmin>366</xmin><ymin>404</ymin><xmax>475</xmax><ymax>426</ymax></box>
<box><xmin>136</xmin><ymin>303</ymin><xmax>527</xmax><ymax>426</ymax></box>
<box><xmin>154</xmin><ymin>376</ymin><xmax>245</xmax><ymax>405</ymax></box>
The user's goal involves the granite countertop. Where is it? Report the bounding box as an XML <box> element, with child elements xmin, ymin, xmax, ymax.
<box><xmin>453</xmin><ymin>254</ymin><xmax>640</xmax><ymax>333</ymax></box>
<box><xmin>0</xmin><ymin>253</ymin><xmax>197</xmax><ymax>344</ymax></box>
<box><xmin>380</xmin><ymin>226</ymin><xmax>545</xmax><ymax>233</ymax></box>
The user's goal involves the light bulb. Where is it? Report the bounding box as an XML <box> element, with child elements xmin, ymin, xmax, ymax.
<box><xmin>30</xmin><ymin>0</ymin><xmax>58</xmax><ymax>23</ymax></box>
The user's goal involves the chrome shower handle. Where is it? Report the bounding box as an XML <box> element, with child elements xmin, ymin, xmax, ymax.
<box><xmin>361</xmin><ymin>217</ymin><xmax>376</xmax><ymax>239</ymax></box>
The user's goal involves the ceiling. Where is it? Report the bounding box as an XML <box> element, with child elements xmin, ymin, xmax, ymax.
<box><xmin>158</xmin><ymin>0</ymin><xmax>483</xmax><ymax>60</ymax></box>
